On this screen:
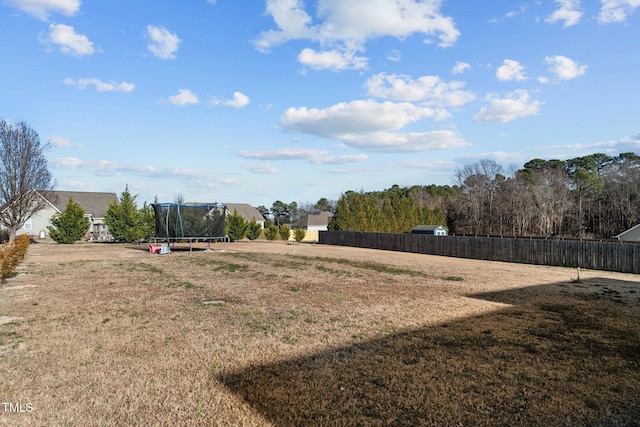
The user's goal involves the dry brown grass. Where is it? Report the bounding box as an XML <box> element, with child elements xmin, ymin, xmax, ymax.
<box><xmin>0</xmin><ymin>241</ymin><xmax>639</xmax><ymax>426</ymax></box>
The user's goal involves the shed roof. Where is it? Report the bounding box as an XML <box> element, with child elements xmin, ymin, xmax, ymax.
<box><xmin>412</xmin><ymin>225</ymin><xmax>447</xmax><ymax>231</ymax></box>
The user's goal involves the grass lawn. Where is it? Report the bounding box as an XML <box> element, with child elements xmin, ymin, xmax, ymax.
<box><xmin>1</xmin><ymin>241</ymin><xmax>639</xmax><ymax>426</ymax></box>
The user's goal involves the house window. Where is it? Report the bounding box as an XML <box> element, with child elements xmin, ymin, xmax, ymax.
<box><xmin>23</xmin><ymin>218</ymin><xmax>32</xmax><ymax>230</ymax></box>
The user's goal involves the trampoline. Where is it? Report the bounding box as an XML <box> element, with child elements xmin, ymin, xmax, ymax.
<box><xmin>151</xmin><ymin>203</ymin><xmax>228</xmax><ymax>251</ymax></box>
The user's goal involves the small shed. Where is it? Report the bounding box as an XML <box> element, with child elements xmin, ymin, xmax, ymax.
<box><xmin>411</xmin><ymin>225</ymin><xmax>448</xmax><ymax>236</ymax></box>
<box><xmin>614</xmin><ymin>224</ymin><xmax>640</xmax><ymax>242</ymax></box>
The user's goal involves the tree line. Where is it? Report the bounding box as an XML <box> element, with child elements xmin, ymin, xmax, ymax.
<box><xmin>328</xmin><ymin>186</ymin><xmax>447</xmax><ymax>233</ymax></box>
<box><xmin>448</xmin><ymin>153</ymin><xmax>640</xmax><ymax>238</ymax></box>
<box><xmin>326</xmin><ymin>153</ymin><xmax>639</xmax><ymax>239</ymax></box>
<box><xmin>211</xmin><ymin>151</ymin><xmax>640</xmax><ymax>240</ymax></box>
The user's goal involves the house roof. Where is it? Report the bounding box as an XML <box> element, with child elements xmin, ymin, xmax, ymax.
<box><xmin>614</xmin><ymin>224</ymin><xmax>640</xmax><ymax>240</ymax></box>
<box><xmin>225</xmin><ymin>203</ymin><xmax>265</xmax><ymax>222</ymax></box>
<box><xmin>291</xmin><ymin>211</ymin><xmax>334</xmax><ymax>228</ymax></box>
<box><xmin>44</xmin><ymin>191</ymin><xmax>118</xmax><ymax>218</ymax></box>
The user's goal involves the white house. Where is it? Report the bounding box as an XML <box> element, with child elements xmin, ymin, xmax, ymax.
<box><xmin>5</xmin><ymin>191</ymin><xmax>117</xmax><ymax>240</ymax></box>
<box><xmin>614</xmin><ymin>224</ymin><xmax>640</xmax><ymax>242</ymax></box>
<box><xmin>225</xmin><ymin>203</ymin><xmax>266</xmax><ymax>228</ymax></box>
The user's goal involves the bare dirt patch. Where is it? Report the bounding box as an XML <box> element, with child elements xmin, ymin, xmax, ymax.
<box><xmin>1</xmin><ymin>241</ymin><xmax>638</xmax><ymax>426</ymax></box>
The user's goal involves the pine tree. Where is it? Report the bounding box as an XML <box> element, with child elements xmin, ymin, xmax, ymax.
<box><xmin>105</xmin><ymin>186</ymin><xmax>145</xmax><ymax>243</ymax></box>
<box><xmin>279</xmin><ymin>224</ymin><xmax>291</xmax><ymax>241</ymax></box>
<box><xmin>47</xmin><ymin>198</ymin><xmax>91</xmax><ymax>244</ymax></box>
<box><xmin>246</xmin><ymin>219</ymin><xmax>262</xmax><ymax>240</ymax></box>
<box><xmin>226</xmin><ymin>210</ymin><xmax>248</xmax><ymax>241</ymax></box>
<box><xmin>264</xmin><ymin>225</ymin><xmax>279</xmax><ymax>240</ymax></box>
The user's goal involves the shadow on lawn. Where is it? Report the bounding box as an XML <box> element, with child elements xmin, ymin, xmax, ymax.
<box><xmin>219</xmin><ymin>278</ymin><xmax>640</xmax><ymax>426</ymax></box>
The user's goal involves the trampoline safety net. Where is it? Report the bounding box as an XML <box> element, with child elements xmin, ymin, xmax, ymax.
<box><xmin>151</xmin><ymin>203</ymin><xmax>226</xmax><ymax>239</ymax></box>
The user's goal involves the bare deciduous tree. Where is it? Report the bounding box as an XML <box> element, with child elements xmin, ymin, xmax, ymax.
<box><xmin>0</xmin><ymin>120</ymin><xmax>55</xmax><ymax>240</ymax></box>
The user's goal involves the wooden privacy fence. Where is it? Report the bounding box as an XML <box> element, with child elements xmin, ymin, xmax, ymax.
<box><xmin>318</xmin><ymin>231</ymin><xmax>640</xmax><ymax>274</ymax></box>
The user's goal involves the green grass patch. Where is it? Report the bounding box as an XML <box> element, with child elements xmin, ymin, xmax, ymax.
<box><xmin>294</xmin><ymin>255</ymin><xmax>427</xmax><ymax>277</ymax></box>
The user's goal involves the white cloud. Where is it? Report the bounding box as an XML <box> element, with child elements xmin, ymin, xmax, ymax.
<box><xmin>207</xmin><ymin>0</ymin><xmax>217</xmax><ymax>4</ymax></box>
<box><xmin>238</xmin><ymin>148</ymin><xmax>368</xmax><ymax>164</ymax></box>
<box><xmin>279</xmin><ymin>98</ymin><xmax>468</xmax><ymax>153</ymax></box>
<box><xmin>64</xmin><ymin>78</ymin><xmax>135</xmax><ymax>92</ymax></box>
<box><xmin>386</xmin><ymin>50</ymin><xmax>401</xmax><ymax>62</ymax></box>
<box><xmin>4</xmin><ymin>0</ymin><xmax>80</xmax><ymax>20</ymax></box>
<box><xmin>167</xmin><ymin>89</ymin><xmax>199</xmax><ymax>106</ymax></box>
<box><xmin>225</xmin><ymin>92</ymin><xmax>250</xmax><ymax>108</ymax></box>
<box><xmin>545</xmin><ymin>55</ymin><xmax>587</xmax><ymax>80</ymax></box>
<box><xmin>598</xmin><ymin>0</ymin><xmax>640</xmax><ymax>23</ymax></box>
<box><xmin>546</xmin><ymin>0</ymin><xmax>583</xmax><ymax>27</ymax></box>
<box><xmin>210</xmin><ymin>91</ymin><xmax>251</xmax><ymax>108</ymax></box>
<box><xmin>243</xmin><ymin>164</ymin><xmax>278</xmax><ymax>174</ymax></box>
<box><xmin>254</xmin><ymin>0</ymin><xmax>316</xmax><ymax>52</ymax></box>
<box><xmin>281</xmin><ymin>99</ymin><xmax>437</xmax><ymax>138</ymax></box>
<box><xmin>48</xmin><ymin>135</ymin><xmax>82</xmax><ymax>148</ymax></box>
<box><xmin>311</xmin><ymin>154</ymin><xmax>369</xmax><ymax>164</ymax></box>
<box><xmin>535</xmin><ymin>132</ymin><xmax>640</xmax><ymax>154</ymax></box>
<box><xmin>238</xmin><ymin>148</ymin><xmax>329</xmax><ymax>161</ymax></box>
<box><xmin>365</xmin><ymin>72</ymin><xmax>475</xmax><ymax>107</ymax></box>
<box><xmin>505</xmin><ymin>5</ymin><xmax>529</xmax><ymax>18</ymax></box>
<box><xmin>43</xmin><ymin>23</ymin><xmax>94</xmax><ymax>56</ymax></box>
<box><xmin>341</xmin><ymin>130</ymin><xmax>470</xmax><ymax>153</ymax></box>
<box><xmin>255</xmin><ymin>0</ymin><xmax>460</xmax><ymax>69</ymax></box>
<box><xmin>496</xmin><ymin>59</ymin><xmax>527</xmax><ymax>82</ymax></box>
<box><xmin>147</xmin><ymin>25</ymin><xmax>181</xmax><ymax>60</ymax></box>
<box><xmin>313</xmin><ymin>0</ymin><xmax>460</xmax><ymax>47</ymax></box>
<box><xmin>51</xmin><ymin>157</ymin><xmax>240</xmax><ymax>185</ymax></box>
<box><xmin>452</xmin><ymin>61</ymin><xmax>471</xmax><ymax>74</ymax></box>
<box><xmin>298</xmin><ymin>48</ymin><xmax>368</xmax><ymax>71</ymax></box>
<box><xmin>474</xmin><ymin>90</ymin><xmax>543</xmax><ymax>123</ymax></box>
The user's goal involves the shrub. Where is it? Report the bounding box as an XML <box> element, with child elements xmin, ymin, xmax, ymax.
<box><xmin>226</xmin><ymin>210</ymin><xmax>248</xmax><ymax>242</ymax></box>
<box><xmin>279</xmin><ymin>225</ymin><xmax>291</xmax><ymax>241</ymax></box>
<box><xmin>264</xmin><ymin>225</ymin><xmax>279</xmax><ymax>241</ymax></box>
<box><xmin>246</xmin><ymin>219</ymin><xmax>262</xmax><ymax>241</ymax></box>
<box><xmin>293</xmin><ymin>228</ymin><xmax>306</xmax><ymax>242</ymax></box>
<box><xmin>13</xmin><ymin>235</ymin><xmax>30</xmax><ymax>259</ymax></box>
<box><xmin>47</xmin><ymin>197</ymin><xmax>91</xmax><ymax>244</ymax></box>
<box><xmin>0</xmin><ymin>235</ymin><xmax>30</xmax><ymax>282</ymax></box>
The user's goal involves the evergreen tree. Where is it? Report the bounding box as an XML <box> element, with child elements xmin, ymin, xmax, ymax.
<box><xmin>279</xmin><ymin>224</ymin><xmax>291</xmax><ymax>241</ymax></box>
<box><xmin>246</xmin><ymin>219</ymin><xmax>262</xmax><ymax>240</ymax></box>
<box><xmin>105</xmin><ymin>186</ymin><xmax>145</xmax><ymax>243</ymax></box>
<box><xmin>140</xmin><ymin>201</ymin><xmax>156</xmax><ymax>241</ymax></box>
<box><xmin>293</xmin><ymin>228</ymin><xmax>306</xmax><ymax>242</ymax></box>
<box><xmin>226</xmin><ymin>209</ymin><xmax>248</xmax><ymax>241</ymax></box>
<box><xmin>47</xmin><ymin>198</ymin><xmax>91</xmax><ymax>244</ymax></box>
<box><xmin>264</xmin><ymin>225</ymin><xmax>279</xmax><ymax>240</ymax></box>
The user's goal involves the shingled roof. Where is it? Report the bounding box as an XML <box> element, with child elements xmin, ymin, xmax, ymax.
<box><xmin>44</xmin><ymin>191</ymin><xmax>118</xmax><ymax>218</ymax></box>
<box><xmin>225</xmin><ymin>203</ymin><xmax>265</xmax><ymax>222</ymax></box>
<box><xmin>291</xmin><ymin>211</ymin><xmax>334</xmax><ymax>228</ymax></box>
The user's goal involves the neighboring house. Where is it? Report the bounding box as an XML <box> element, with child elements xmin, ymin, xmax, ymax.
<box><xmin>614</xmin><ymin>225</ymin><xmax>640</xmax><ymax>242</ymax></box>
<box><xmin>411</xmin><ymin>225</ymin><xmax>448</xmax><ymax>236</ymax></box>
<box><xmin>225</xmin><ymin>203</ymin><xmax>266</xmax><ymax>229</ymax></box>
<box><xmin>7</xmin><ymin>191</ymin><xmax>117</xmax><ymax>240</ymax></box>
<box><xmin>290</xmin><ymin>211</ymin><xmax>334</xmax><ymax>231</ymax></box>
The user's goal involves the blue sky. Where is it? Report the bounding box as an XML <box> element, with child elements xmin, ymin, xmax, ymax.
<box><xmin>1</xmin><ymin>0</ymin><xmax>639</xmax><ymax>207</ymax></box>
